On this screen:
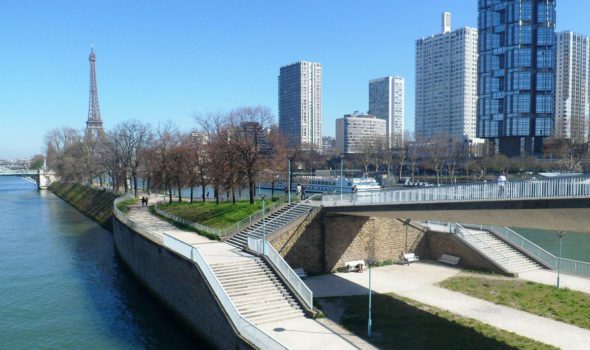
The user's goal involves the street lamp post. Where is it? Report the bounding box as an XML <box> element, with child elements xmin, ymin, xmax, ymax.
<box><xmin>367</xmin><ymin>259</ymin><xmax>375</xmax><ymax>337</ymax></box>
<box><xmin>260</xmin><ymin>194</ymin><xmax>266</xmax><ymax>255</ymax></box>
<box><xmin>340</xmin><ymin>156</ymin><xmax>344</xmax><ymax>200</ymax></box>
<box><xmin>556</xmin><ymin>230</ymin><xmax>566</xmax><ymax>288</ymax></box>
<box><xmin>288</xmin><ymin>158</ymin><xmax>291</xmax><ymax>204</ymax></box>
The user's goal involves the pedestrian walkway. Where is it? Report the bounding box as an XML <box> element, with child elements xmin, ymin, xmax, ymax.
<box><xmin>125</xmin><ymin>199</ymin><xmax>370</xmax><ymax>350</ymax></box>
<box><xmin>306</xmin><ymin>262</ymin><xmax>590</xmax><ymax>350</ymax></box>
<box><xmin>519</xmin><ymin>269</ymin><xmax>590</xmax><ymax>294</ymax></box>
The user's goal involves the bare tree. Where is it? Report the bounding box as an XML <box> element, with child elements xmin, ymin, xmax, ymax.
<box><xmin>557</xmin><ymin>139</ymin><xmax>587</xmax><ymax>172</ymax></box>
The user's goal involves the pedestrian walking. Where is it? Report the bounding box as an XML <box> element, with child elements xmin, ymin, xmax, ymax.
<box><xmin>296</xmin><ymin>184</ymin><xmax>302</xmax><ymax>198</ymax></box>
<box><xmin>206</xmin><ymin>191</ymin><xmax>210</xmax><ymax>200</ymax></box>
<box><xmin>497</xmin><ymin>172</ymin><xmax>507</xmax><ymax>196</ymax></box>
<box><xmin>145</xmin><ymin>197</ymin><xmax>149</xmax><ymax>206</ymax></box>
<box><xmin>301</xmin><ymin>185</ymin><xmax>306</xmax><ymax>200</ymax></box>
<box><xmin>141</xmin><ymin>197</ymin><xmax>146</xmax><ymax>207</ymax></box>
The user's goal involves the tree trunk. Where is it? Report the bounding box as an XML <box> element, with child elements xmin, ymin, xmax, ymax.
<box><xmin>168</xmin><ymin>186</ymin><xmax>172</xmax><ymax>203</ymax></box>
<box><xmin>214</xmin><ymin>186</ymin><xmax>219</xmax><ymax>205</ymax></box>
<box><xmin>248</xmin><ymin>178</ymin><xmax>255</xmax><ymax>204</ymax></box>
<box><xmin>232</xmin><ymin>187</ymin><xmax>236</xmax><ymax>204</ymax></box>
<box><xmin>177</xmin><ymin>179</ymin><xmax>182</xmax><ymax>203</ymax></box>
<box><xmin>201</xmin><ymin>184</ymin><xmax>206</xmax><ymax>203</ymax></box>
<box><xmin>133</xmin><ymin>172</ymin><xmax>138</xmax><ymax>198</ymax></box>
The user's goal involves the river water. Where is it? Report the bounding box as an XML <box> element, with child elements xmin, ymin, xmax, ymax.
<box><xmin>0</xmin><ymin>177</ymin><xmax>210</xmax><ymax>349</ymax></box>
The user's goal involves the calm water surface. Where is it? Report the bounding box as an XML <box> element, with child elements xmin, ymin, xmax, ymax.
<box><xmin>0</xmin><ymin>177</ymin><xmax>211</xmax><ymax>349</ymax></box>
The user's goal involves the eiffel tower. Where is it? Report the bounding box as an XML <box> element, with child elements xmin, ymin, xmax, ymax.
<box><xmin>85</xmin><ymin>44</ymin><xmax>104</xmax><ymax>139</ymax></box>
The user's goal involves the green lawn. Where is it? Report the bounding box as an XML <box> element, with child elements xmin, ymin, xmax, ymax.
<box><xmin>440</xmin><ymin>276</ymin><xmax>590</xmax><ymax>330</ymax></box>
<box><xmin>116</xmin><ymin>198</ymin><xmax>140</xmax><ymax>213</ymax></box>
<box><xmin>157</xmin><ymin>199</ymin><xmax>278</xmax><ymax>228</ymax></box>
<box><xmin>316</xmin><ymin>293</ymin><xmax>555</xmax><ymax>350</ymax></box>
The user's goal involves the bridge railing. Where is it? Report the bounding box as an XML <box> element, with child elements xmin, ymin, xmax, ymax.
<box><xmin>464</xmin><ymin>224</ymin><xmax>590</xmax><ymax>278</ymax></box>
<box><xmin>321</xmin><ymin>176</ymin><xmax>590</xmax><ymax>207</ymax></box>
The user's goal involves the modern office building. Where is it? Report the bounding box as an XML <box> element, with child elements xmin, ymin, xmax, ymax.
<box><xmin>477</xmin><ymin>0</ymin><xmax>557</xmax><ymax>156</ymax></box>
<box><xmin>555</xmin><ymin>31</ymin><xmax>589</xmax><ymax>143</ymax></box>
<box><xmin>321</xmin><ymin>136</ymin><xmax>336</xmax><ymax>154</ymax></box>
<box><xmin>369</xmin><ymin>76</ymin><xmax>405</xmax><ymax>148</ymax></box>
<box><xmin>415</xmin><ymin>13</ymin><xmax>479</xmax><ymax>143</ymax></box>
<box><xmin>335</xmin><ymin>113</ymin><xmax>386</xmax><ymax>154</ymax></box>
<box><xmin>278</xmin><ymin>61</ymin><xmax>322</xmax><ymax>150</ymax></box>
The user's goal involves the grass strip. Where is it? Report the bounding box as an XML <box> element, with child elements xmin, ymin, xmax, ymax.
<box><xmin>316</xmin><ymin>293</ymin><xmax>556</xmax><ymax>350</ymax></box>
<box><xmin>157</xmin><ymin>198</ymin><xmax>279</xmax><ymax>229</ymax></box>
<box><xmin>148</xmin><ymin>205</ymin><xmax>220</xmax><ymax>241</ymax></box>
<box><xmin>440</xmin><ymin>275</ymin><xmax>590</xmax><ymax>330</ymax></box>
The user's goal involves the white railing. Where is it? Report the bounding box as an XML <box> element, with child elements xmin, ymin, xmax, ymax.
<box><xmin>248</xmin><ymin>237</ymin><xmax>313</xmax><ymax>310</ymax></box>
<box><xmin>154</xmin><ymin>198</ymin><xmax>288</xmax><ymax>239</ymax></box>
<box><xmin>112</xmin><ymin>199</ymin><xmax>289</xmax><ymax>350</ymax></box>
<box><xmin>453</xmin><ymin>223</ymin><xmax>512</xmax><ymax>271</ymax></box>
<box><xmin>321</xmin><ymin>176</ymin><xmax>590</xmax><ymax>207</ymax></box>
<box><xmin>247</xmin><ymin>194</ymin><xmax>319</xmax><ymax>239</ymax></box>
<box><xmin>465</xmin><ymin>224</ymin><xmax>590</xmax><ymax>278</ymax></box>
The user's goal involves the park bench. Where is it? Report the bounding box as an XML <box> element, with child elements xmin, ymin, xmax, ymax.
<box><xmin>293</xmin><ymin>268</ymin><xmax>307</xmax><ymax>279</ymax></box>
<box><xmin>438</xmin><ymin>254</ymin><xmax>460</xmax><ymax>266</ymax></box>
<box><xmin>345</xmin><ymin>260</ymin><xmax>365</xmax><ymax>272</ymax></box>
<box><xmin>401</xmin><ymin>253</ymin><xmax>420</xmax><ymax>265</ymax></box>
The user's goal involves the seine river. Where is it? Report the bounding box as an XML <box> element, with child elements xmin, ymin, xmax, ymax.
<box><xmin>0</xmin><ymin>177</ymin><xmax>209</xmax><ymax>349</ymax></box>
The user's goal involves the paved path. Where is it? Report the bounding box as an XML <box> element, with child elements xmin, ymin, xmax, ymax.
<box><xmin>306</xmin><ymin>262</ymin><xmax>590</xmax><ymax>350</ymax></box>
<box><xmin>126</xmin><ymin>200</ymin><xmax>371</xmax><ymax>350</ymax></box>
<box><xmin>519</xmin><ymin>269</ymin><xmax>590</xmax><ymax>294</ymax></box>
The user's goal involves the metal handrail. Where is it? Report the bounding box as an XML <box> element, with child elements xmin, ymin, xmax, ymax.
<box><xmin>478</xmin><ymin>225</ymin><xmax>590</xmax><ymax>278</ymax></box>
<box><xmin>247</xmin><ymin>194</ymin><xmax>320</xmax><ymax>239</ymax></box>
<box><xmin>154</xmin><ymin>198</ymin><xmax>288</xmax><ymax>239</ymax></box>
<box><xmin>454</xmin><ymin>223</ymin><xmax>511</xmax><ymax>270</ymax></box>
<box><xmin>112</xmin><ymin>198</ymin><xmax>289</xmax><ymax>350</ymax></box>
<box><xmin>321</xmin><ymin>176</ymin><xmax>590</xmax><ymax>207</ymax></box>
<box><xmin>248</xmin><ymin>237</ymin><xmax>313</xmax><ymax>309</ymax></box>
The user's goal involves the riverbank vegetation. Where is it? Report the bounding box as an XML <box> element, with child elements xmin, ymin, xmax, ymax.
<box><xmin>316</xmin><ymin>293</ymin><xmax>556</xmax><ymax>350</ymax></box>
<box><xmin>48</xmin><ymin>182</ymin><xmax>118</xmax><ymax>229</ymax></box>
<box><xmin>157</xmin><ymin>198</ymin><xmax>278</xmax><ymax>229</ymax></box>
<box><xmin>440</xmin><ymin>275</ymin><xmax>590</xmax><ymax>330</ymax></box>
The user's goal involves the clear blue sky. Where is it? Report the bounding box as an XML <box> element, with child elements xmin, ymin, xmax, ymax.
<box><xmin>1</xmin><ymin>0</ymin><xmax>588</xmax><ymax>158</ymax></box>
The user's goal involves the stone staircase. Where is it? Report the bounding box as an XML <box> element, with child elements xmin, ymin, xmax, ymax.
<box><xmin>210</xmin><ymin>257</ymin><xmax>305</xmax><ymax>325</ymax></box>
<box><xmin>226</xmin><ymin>203</ymin><xmax>315</xmax><ymax>249</ymax></box>
<box><xmin>461</xmin><ymin>229</ymin><xmax>542</xmax><ymax>274</ymax></box>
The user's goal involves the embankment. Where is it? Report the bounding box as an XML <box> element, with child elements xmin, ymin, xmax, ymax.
<box><xmin>48</xmin><ymin>182</ymin><xmax>118</xmax><ymax>231</ymax></box>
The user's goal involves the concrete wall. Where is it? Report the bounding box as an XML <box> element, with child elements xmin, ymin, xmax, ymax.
<box><xmin>270</xmin><ymin>209</ymin><xmax>506</xmax><ymax>275</ymax></box>
<box><xmin>113</xmin><ymin>218</ymin><xmax>252</xmax><ymax>350</ymax></box>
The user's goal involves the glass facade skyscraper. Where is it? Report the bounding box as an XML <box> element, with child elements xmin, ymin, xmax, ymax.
<box><xmin>477</xmin><ymin>0</ymin><xmax>556</xmax><ymax>156</ymax></box>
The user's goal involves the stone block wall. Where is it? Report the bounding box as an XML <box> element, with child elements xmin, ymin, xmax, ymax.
<box><xmin>113</xmin><ymin>218</ymin><xmax>252</xmax><ymax>350</ymax></box>
<box><xmin>425</xmin><ymin>230</ymin><xmax>507</xmax><ymax>274</ymax></box>
<box><xmin>270</xmin><ymin>210</ymin><xmax>427</xmax><ymax>274</ymax></box>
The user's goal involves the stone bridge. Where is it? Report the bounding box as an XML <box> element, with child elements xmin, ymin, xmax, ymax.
<box><xmin>0</xmin><ymin>167</ymin><xmax>57</xmax><ymax>190</ymax></box>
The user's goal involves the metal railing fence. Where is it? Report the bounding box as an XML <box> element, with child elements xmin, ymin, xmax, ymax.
<box><xmin>112</xmin><ymin>198</ymin><xmax>289</xmax><ymax>350</ymax></box>
<box><xmin>464</xmin><ymin>224</ymin><xmax>590</xmax><ymax>278</ymax></box>
<box><xmin>247</xmin><ymin>194</ymin><xmax>320</xmax><ymax>239</ymax></box>
<box><xmin>248</xmin><ymin>237</ymin><xmax>313</xmax><ymax>309</ymax></box>
<box><xmin>453</xmin><ymin>223</ymin><xmax>511</xmax><ymax>270</ymax></box>
<box><xmin>321</xmin><ymin>176</ymin><xmax>590</xmax><ymax>207</ymax></box>
<box><xmin>153</xmin><ymin>198</ymin><xmax>287</xmax><ymax>239</ymax></box>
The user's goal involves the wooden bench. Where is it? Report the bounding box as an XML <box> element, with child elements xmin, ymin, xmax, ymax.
<box><xmin>345</xmin><ymin>260</ymin><xmax>365</xmax><ymax>272</ymax></box>
<box><xmin>438</xmin><ymin>254</ymin><xmax>460</xmax><ymax>266</ymax></box>
<box><xmin>401</xmin><ymin>253</ymin><xmax>419</xmax><ymax>265</ymax></box>
<box><xmin>293</xmin><ymin>268</ymin><xmax>307</xmax><ymax>279</ymax></box>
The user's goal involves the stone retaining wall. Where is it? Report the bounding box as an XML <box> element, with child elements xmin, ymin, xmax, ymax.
<box><xmin>270</xmin><ymin>209</ymin><xmax>507</xmax><ymax>275</ymax></box>
<box><xmin>113</xmin><ymin>218</ymin><xmax>252</xmax><ymax>350</ymax></box>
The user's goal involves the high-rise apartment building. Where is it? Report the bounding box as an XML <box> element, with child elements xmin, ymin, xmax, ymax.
<box><xmin>278</xmin><ymin>61</ymin><xmax>322</xmax><ymax>150</ymax></box>
<box><xmin>335</xmin><ymin>113</ymin><xmax>386</xmax><ymax>154</ymax></box>
<box><xmin>555</xmin><ymin>31</ymin><xmax>589</xmax><ymax>143</ymax></box>
<box><xmin>477</xmin><ymin>0</ymin><xmax>557</xmax><ymax>156</ymax></box>
<box><xmin>369</xmin><ymin>76</ymin><xmax>405</xmax><ymax>148</ymax></box>
<box><xmin>415</xmin><ymin>13</ymin><xmax>479</xmax><ymax>142</ymax></box>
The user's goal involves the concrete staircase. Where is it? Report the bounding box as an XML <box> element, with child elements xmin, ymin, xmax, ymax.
<box><xmin>226</xmin><ymin>203</ymin><xmax>315</xmax><ymax>249</ymax></box>
<box><xmin>462</xmin><ymin>229</ymin><xmax>542</xmax><ymax>274</ymax></box>
<box><xmin>210</xmin><ymin>257</ymin><xmax>305</xmax><ymax>325</ymax></box>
